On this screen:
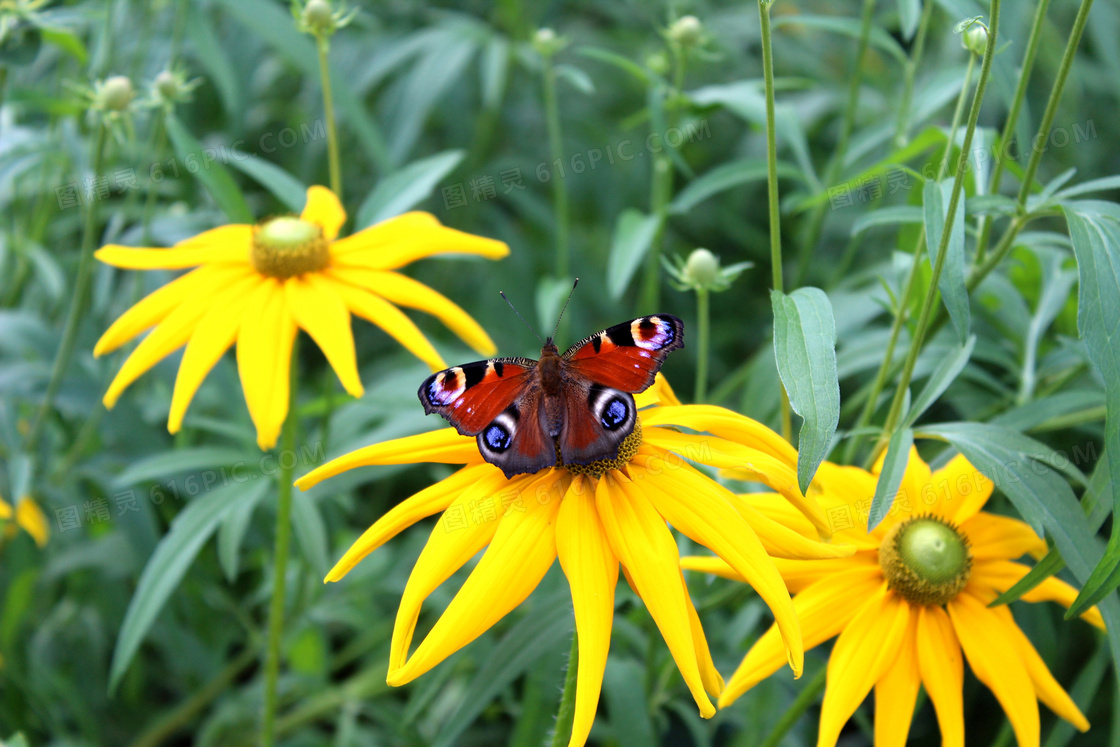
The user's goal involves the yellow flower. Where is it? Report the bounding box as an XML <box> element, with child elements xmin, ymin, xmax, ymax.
<box><xmin>94</xmin><ymin>186</ymin><xmax>508</xmax><ymax>449</ymax></box>
<box><xmin>687</xmin><ymin>448</ymin><xmax>1102</xmax><ymax>747</ymax></box>
<box><xmin>0</xmin><ymin>494</ymin><xmax>49</xmax><ymax>547</ymax></box>
<box><xmin>296</xmin><ymin>376</ymin><xmax>853</xmax><ymax>747</ymax></box>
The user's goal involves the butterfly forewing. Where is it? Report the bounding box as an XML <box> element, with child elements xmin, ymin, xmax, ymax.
<box><xmin>417</xmin><ymin>357</ymin><xmax>536</xmax><ymax>435</ymax></box>
<box><xmin>563</xmin><ymin>314</ymin><xmax>684</xmax><ymax>392</ymax></box>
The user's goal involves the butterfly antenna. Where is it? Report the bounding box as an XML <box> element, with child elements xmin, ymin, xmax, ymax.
<box><xmin>551</xmin><ymin>278</ymin><xmax>580</xmax><ymax>341</ymax></box>
<box><xmin>499</xmin><ymin>291</ymin><xmax>543</xmax><ymax>344</ymax></box>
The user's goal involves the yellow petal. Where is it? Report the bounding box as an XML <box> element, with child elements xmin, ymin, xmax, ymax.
<box><xmin>295</xmin><ymin>428</ymin><xmax>484</xmax><ymax>490</ymax></box>
<box><xmin>95</xmin><ymin>225</ymin><xmax>252</xmax><ymax>268</ymax></box>
<box><xmin>817</xmin><ymin>586</ymin><xmax>910</xmax><ymax>747</ymax></box>
<box><xmin>916</xmin><ymin>605</ymin><xmax>964</xmax><ymax>747</ymax></box>
<box><xmin>948</xmin><ymin>592</ymin><xmax>1039</xmax><ymax>747</ymax></box>
<box><xmin>632</xmin><ymin>453</ymin><xmax>803</xmax><ymax>678</ymax></box>
<box><xmin>968</xmin><ymin>560</ymin><xmax>1105</xmax><ymax>630</ymax></box>
<box><xmin>720</xmin><ymin>566</ymin><xmax>880</xmax><ymax>706</ymax></box>
<box><xmin>639</xmin><ymin>404</ymin><xmax>798</xmax><ymax>464</ymax></box>
<box><xmin>326</xmin><ymin>273</ymin><xmax>446</xmax><ymax>371</ymax></box>
<box><xmin>16</xmin><ymin>497</ymin><xmax>49</xmax><ymax>547</ymax></box>
<box><xmin>330</xmin><ymin>267</ymin><xmax>497</xmax><ymax>355</ymax></box>
<box><xmin>325</xmin><ymin>464</ymin><xmax>493</xmax><ymax>582</ymax></box>
<box><xmin>935</xmin><ymin>453</ymin><xmax>994</xmax><ymax>522</ymax></box>
<box><xmin>0</xmin><ymin>495</ymin><xmax>11</xmax><ymax>520</ymax></box>
<box><xmin>168</xmin><ymin>280</ymin><xmax>255</xmax><ymax>433</ymax></box>
<box><xmin>681</xmin><ymin>570</ymin><xmax>724</xmax><ymax>698</ymax></box>
<box><xmin>555</xmin><ymin>475</ymin><xmax>619</xmax><ymax>747</ymax></box>
<box><xmin>285</xmin><ymin>274</ymin><xmax>363</xmax><ymax>397</ymax></box>
<box><xmin>235</xmin><ymin>278</ymin><xmax>296</xmax><ymax>449</ymax></box>
<box><xmin>635</xmin><ymin>373</ymin><xmax>683</xmax><ymax>409</ymax></box>
<box><xmin>103</xmin><ymin>269</ymin><xmax>255</xmax><ymax>408</ymax></box>
<box><xmin>332</xmin><ymin>212</ymin><xmax>509</xmax><ymax>270</ymax></box>
<box><xmin>873</xmin><ymin>613</ymin><xmax>920</xmax><ymax>747</ymax></box>
<box><xmin>594</xmin><ymin>472</ymin><xmax>715</xmax><ymax>718</ymax></box>
<box><xmin>642</xmin><ymin>427</ymin><xmax>830</xmax><ymax>537</ymax></box>
<box><xmin>94</xmin><ymin>267</ymin><xmax>218</xmax><ymax>356</ymax></box>
<box><xmin>301</xmin><ymin>185</ymin><xmax>346</xmax><ymax>241</ymax></box>
<box><xmin>961</xmin><ymin>512</ymin><xmax>1046</xmax><ymax>561</ymax></box>
<box><xmin>992</xmin><ymin>603</ymin><xmax>1089</xmax><ymax>731</ymax></box>
<box><xmin>725</xmin><ymin>493</ymin><xmax>858</xmax><ymax>560</ymax></box>
<box><xmin>389</xmin><ymin>471</ymin><xmax>564</xmax><ymax>685</ymax></box>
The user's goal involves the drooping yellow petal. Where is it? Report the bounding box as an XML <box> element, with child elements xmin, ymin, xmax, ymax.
<box><xmin>681</xmin><ymin>570</ymin><xmax>724</xmax><ymax>698</ymax></box>
<box><xmin>723</xmin><ymin>492</ymin><xmax>859</xmax><ymax>559</ymax></box>
<box><xmin>389</xmin><ymin>472</ymin><xmax>565</xmax><ymax>685</ymax></box>
<box><xmin>326</xmin><ymin>274</ymin><xmax>446</xmax><ymax>371</ymax></box>
<box><xmin>961</xmin><ymin>512</ymin><xmax>1046</xmax><ymax>561</ymax></box>
<box><xmin>0</xmin><ymin>495</ymin><xmax>11</xmax><ymax>519</ymax></box>
<box><xmin>916</xmin><ymin>605</ymin><xmax>964</xmax><ymax>747</ymax></box>
<box><xmin>632</xmin><ymin>453</ymin><xmax>803</xmax><ymax>678</ymax></box>
<box><xmin>635</xmin><ymin>373</ymin><xmax>681</xmax><ymax>409</ymax></box>
<box><xmin>387</xmin><ymin>469</ymin><xmax>534</xmax><ymax>671</ymax></box>
<box><xmin>555</xmin><ymin>475</ymin><xmax>619</xmax><ymax>747</ymax></box>
<box><xmin>95</xmin><ymin>225</ymin><xmax>252</xmax><ymax>268</ymax></box>
<box><xmin>300</xmin><ymin>185</ymin><xmax>346</xmax><ymax>241</ymax></box>
<box><xmin>594</xmin><ymin>472</ymin><xmax>714</xmax><ymax>718</ymax></box>
<box><xmin>873</xmin><ymin>612</ymin><xmax>920</xmax><ymax>747</ymax></box>
<box><xmin>103</xmin><ymin>269</ymin><xmax>255</xmax><ymax>408</ymax></box>
<box><xmin>639</xmin><ymin>404</ymin><xmax>798</xmax><ymax>465</ymax></box>
<box><xmin>295</xmin><ymin>429</ymin><xmax>484</xmax><ymax>491</ymax></box>
<box><xmin>331</xmin><ymin>267</ymin><xmax>496</xmax><ymax>355</ymax></box>
<box><xmin>935</xmin><ymin>453</ymin><xmax>994</xmax><ymax>522</ymax></box>
<box><xmin>948</xmin><ymin>592</ymin><xmax>1039</xmax><ymax>747</ymax></box>
<box><xmin>236</xmin><ymin>278</ymin><xmax>297</xmax><ymax>449</ymax></box>
<box><xmin>168</xmin><ymin>281</ymin><xmax>255</xmax><ymax>433</ymax></box>
<box><xmin>325</xmin><ymin>464</ymin><xmax>494</xmax><ymax>582</ymax></box>
<box><xmin>332</xmin><ymin>213</ymin><xmax>509</xmax><ymax>269</ymax></box>
<box><xmin>284</xmin><ymin>274</ymin><xmax>363</xmax><ymax>397</ymax></box>
<box><xmin>15</xmin><ymin>497</ymin><xmax>49</xmax><ymax>547</ymax></box>
<box><xmin>719</xmin><ymin>566</ymin><xmax>881</xmax><ymax>705</ymax></box>
<box><xmin>992</xmin><ymin>603</ymin><xmax>1090</xmax><ymax>731</ymax></box>
<box><xmin>968</xmin><ymin>560</ymin><xmax>1104</xmax><ymax>629</ymax></box>
<box><xmin>817</xmin><ymin>586</ymin><xmax>910</xmax><ymax>747</ymax></box>
<box><xmin>642</xmin><ymin>428</ymin><xmax>829</xmax><ymax>536</ymax></box>
<box><xmin>94</xmin><ymin>267</ymin><xmax>218</xmax><ymax>356</ymax></box>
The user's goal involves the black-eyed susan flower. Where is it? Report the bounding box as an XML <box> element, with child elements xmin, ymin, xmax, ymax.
<box><xmin>94</xmin><ymin>186</ymin><xmax>508</xmax><ymax>449</ymax></box>
<box><xmin>296</xmin><ymin>375</ymin><xmax>853</xmax><ymax>747</ymax></box>
<box><xmin>0</xmin><ymin>493</ymin><xmax>48</xmax><ymax>548</ymax></box>
<box><xmin>686</xmin><ymin>447</ymin><xmax>1102</xmax><ymax>747</ymax></box>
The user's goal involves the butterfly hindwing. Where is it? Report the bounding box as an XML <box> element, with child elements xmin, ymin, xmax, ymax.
<box><xmin>418</xmin><ymin>357</ymin><xmax>535</xmax><ymax>436</ymax></box>
<box><xmin>563</xmin><ymin>314</ymin><xmax>684</xmax><ymax>393</ymax></box>
<box><xmin>557</xmin><ymin>382</ymin><xmax>637</xmax><ymax>466</ymax></box>
<box><xmin>476</xmin><ymin>392</ymin><xmax>559</xmax><ymax>478</ymax></box>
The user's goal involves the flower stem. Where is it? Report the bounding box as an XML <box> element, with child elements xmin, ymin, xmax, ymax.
<box><xmin>24</xmin><ymin>122</ymin><xmax>109</xmax><ymax>450</ymax></box>
<box><xmin>874</xmin><ymin>0</ymin><xmax>1001</xmax><ymax>457</ymax></box>
<box><xmin>542</xmin><ymin>57</ymin><xmax>569</xmax><ymax>280</ymax></box>
<box><xmin>316</xmin><ymin>34</ymin><xmax>342</xmax><ymax>199</ymax></box>
<box><xmin>893</xmin><ymin>0</ymin><xmax>935</xmax><ymax>148</ymax></box>
<box><xmin>757</xmin><ymin>664</ymin><xmax>827</xmax><ymax>747</ymax></box>
<box><xmin>758</xmin><ymin>0</ymin><xmax>793</xmax><ymax>443</ymax></box>
<box><xmin>694</xmin><ymin>288</ymin><xmax>710</xmax><ymax>403</ymax></box>
<box><xmin>261</xmin><ymin>341</ymin><xmax>300</xmax><ymax>747</ymax></box>
<box><xmin>549</xmin><ymin>630</ymin><xmax>579</xmax><ymax>747</ymax></box>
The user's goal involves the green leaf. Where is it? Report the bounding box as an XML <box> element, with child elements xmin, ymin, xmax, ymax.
<box><xmin>290</xmin><ymin>490</ymin><xmax>329</xmax><ymax>580</ymax></box>
<box><xmin>112</xmin><ymin>447</ymin><xmax>258</xmax><ymax>489</ymax></box>
<box><xmin>903</xmin><ymin>335</ymin><xmax>975</xmax><ymax>427</ymax></box>
<box><xmin>41</xmin><ymin>27</ymin><xmax>87</xmax><ymax>63</ymax></box>
<box><xmin>108</xmin><ymin>479</ymin><xmax>270</xmax><ymax>692</ymax></box>
<box><xmin>576</xmin><ymin>46</ymin><xmax>651</xmax><ymax>85</ymax></box>
<box><xmin>480</xmin><ymin>37</ymin><xmax>510</xmax><ymax>110</ymax></box>
<box><xmin>165</xmin><ymin>115</ymin><xmax>253</xmax><ymax>223</ymax></box>
<box><xmin>555</xmin><ymin>64</ymin><xmax>595</xmax><ymax>95</ymax></box>
<box><xmin>217</xmin><ymin>484</ymin><xmax>268</xmax><ymax>582</ymax></box>
<box><xmin>356</xmin><ymin>150</ymin><xmax>466</xmax><ymax>228</ymax></box>
<box><xmin>186</xmin><ymin>3</ymin><xmax>240</xmax><ymax>120</ymax></box>
<box><xmin>991</xmin><ymin>547</ymin><xmax>1063</xmax><ymax>606</ymax></box>
<box><xmin>602</xmin><ymin>659</ymin><xmax>657</xmax><ymax>745</ymax></box>
<box><xmin>851</xmin><ymin>205</ymin><xmax>924</xmax><ymax>236</ymax></box>
<box><xmin>897</xmin><ymin>0</ymin><xmax>921</xmax><ymax>40</ymax></box>
<box><xmin>670</xmin><ymin>158</ymin><xmax>798</xmax><ymax>214</ymax></box>
<box><xmin>771</xmin><ymin>288</ymin><xmax>840</xmax><ymax>493</ymax></box>
<box><xmin>1057</xmin><ymin>174</ymin><xmax>1120</xmax><ymax>200</ymax></box>
<box><xmin>771</xmin><ymin>15</ymin><xmax>908</xmax><ymax>65</ymax></box>
<box><xmin>923</xmin><ymin>178</ymin><xmax>969</xmax><ymax>343</ymax></box>
<box><xmin>867</xmin><ymin>427</ymin><xmax>913</xmax><ymax>530</ymax></box>
<box><xmin>607</xmin><ymin>209</ymin><xmax>662</xmax><ymax>299</ymax></box>
<box><xmin>227</xmin><ymin>156</ymin><xmax>307</xmax><ymax>212</ymax></box>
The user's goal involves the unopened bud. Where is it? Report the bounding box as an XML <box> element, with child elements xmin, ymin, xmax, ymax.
<box><xmin>961</xmin><ymin>23</ymin><xmax>988</xmax><ymax>56</ymax></box>
<box><xmin>98</xmin><ymin>76</ymin><xmax>133</xmax><ymax>111</ymax></box>
<box><xmin>668</xmin><ymin>15</ymin><xmax>703</xmax><ymax>46</ymax></box>
<box><xmin>303</xmin><ymin>0</ymin><xmax>335</xmax><ymax>32</ymax></box>
<box><xmin>686</xmin><ymin>248</ymin><xmax>720</xmax><ymax>287</ymax></box>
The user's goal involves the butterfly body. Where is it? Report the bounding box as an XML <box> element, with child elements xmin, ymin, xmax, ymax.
<box><xmin>419</xmin><ymin>315</ymin><xmax>684</xmax><ymax>478</ymax></box>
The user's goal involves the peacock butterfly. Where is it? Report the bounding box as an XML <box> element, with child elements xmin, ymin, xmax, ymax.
<box><xmin>418</xmin><ymin>284</ymin><xmax>684</xmax><ymax>478</ymax></box>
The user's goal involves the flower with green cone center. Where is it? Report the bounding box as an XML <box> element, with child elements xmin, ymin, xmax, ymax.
<box><xmin>879</xmin><ymin>515</ymin><xmax>972</xmax><ymax>606</ymax></box>
<box><xmin>251</xmin><ymin>216</ymin><xmax>330</xmax><ymax>279</ymax></box>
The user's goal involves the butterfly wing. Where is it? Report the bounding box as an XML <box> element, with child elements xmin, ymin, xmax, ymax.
<box><xmin>557</xmin><ymin>382</ymin><xmax>637</xmax><ymax>466</ymax></box>
<box><xmin>563</xmin><ymin>314</ymin><xmax>684</xmax><ymax>392</ymax></box>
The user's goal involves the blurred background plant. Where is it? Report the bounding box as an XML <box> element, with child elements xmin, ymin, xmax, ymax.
<box><xmin>0</xmin><ymin>0</ymin><xmax>1118</xmax><ymax>745</ymax></box>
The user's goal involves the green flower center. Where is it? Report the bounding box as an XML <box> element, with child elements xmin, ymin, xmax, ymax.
<box><xmin>558</xmin><ymin>421</ymin><xmax>643</xmax><ymax>479</ymax></box>
<box><xmin>251</xmin><ymin>216</ymin><xmax>329</xmax><ymax>279</ymax></box>
<box><xmin>879</xmin><ymin>515</ymin><xmax>972</xmax><ymax>606</ymax></box>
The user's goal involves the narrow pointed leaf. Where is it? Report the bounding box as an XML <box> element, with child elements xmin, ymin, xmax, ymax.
<box><xmin>165</xmin><ymin>115</ymin><xmax>252</xmax><ymax>223</ymax></box>
<box><xmin>868</xmin><ymin>427</ymin><xmax>913</xmax><ymax>530</ymax></box>
<box><xmin>607</xmin><ymin>209</ymin><xmax>661</xmax><ymax>299</ymax></box>
<box><xmin>903</xmin><ymin>335</ymin><xmax>975</xmax><ymax>427</ymax></box>
<box><xmin>923</xmin><ymin>178</ymin><xmax>969</xmax><ymax>343</ymax></box>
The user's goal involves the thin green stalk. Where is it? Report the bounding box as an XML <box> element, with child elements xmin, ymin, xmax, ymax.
<box><xmin>316</xmin><ymin>35</ymin><xmax>342</xmax><ymax>199</ymax></box>
<box><xmin>542</xmin><ymin>57</ymin><xmax>568</xmax><ymax>280</ymax></box>
<box><xmin>24</xmin><ymin>122</ymin><xmax>109</xmax><ymax>450</ymax></box>
<box><xmin>261</xmin><ymin>343</ymin><xmax>300</xmax><ymax>747</ymax></box>
<box><xmin>795</xmin><ymin>0</ymin><xmax>877</xmax><ymax>285</ymax></box>
<box><xmin>756</xmin><ymin>665</ymin><xmax>827</xmax><ymax>747</ymax></box>
<box><xmin>694</xmin><ymin>288</ymin><xmax>710</xmax><ymax>403</ymax></box>
<box><xmin>975</xmin><ymin>0</ymin><xmax>1050</xmax><ymax>263</ymax></box>
<box><xmin>893</xmin><ymin>0</ymin><xmax>935</xmax><ymax>148</ymax></box>
<box><xmin>549</xmin><ymin>630</ymin><xmax>579</xmax><ymax>747</ymax></box>
<box><xmin>876</xmin><ymin>0</ymin><xmax>1001</xmax><ymax>455</ymax></box>
<box><xmin>140</xmin><ymin>110</ymin><xmax>167</xmax><ymax>245</ymax></box>
<box><xmin>759</xmin><ymin>0</ymin><xmax>793</xmax><ymax>443</ymax></box>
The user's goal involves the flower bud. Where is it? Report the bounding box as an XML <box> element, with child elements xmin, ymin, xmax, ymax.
<box><xmin>302</xmin><ymin>0</ymin><xmax>335</xmax><ymax>32</ymax></box>
<box><xmin>155</xmin><ymin>70</ymin><xmax>179</xmax><ymax>99</ymax></box>
<box><xmin>685</xmin><ymin>248</ymin><xmax>720</xmax><ymax>288</ymax></box>
<box><xmin>98</xmin><ymin>76</ymin><xmax>133</xmax><ymax>112</ymax></box>
<box><xmin>961</xmin><ymin>23</ymin><xmax>988</xmax><ymax>56</ymax></box>
<box><xmin>668</xmin><ymin>15</ymin><xmax>703</xmax><ymax>46</ymax></box>
<box><xmin>645</xmin><ymin>51</ymin><xmax>670</xmax><ymax>75</ymax></box>
<box><xmin>533</xmin><ymin>27</ymin><xmax>566</xmax><ymax>57</ymax></box>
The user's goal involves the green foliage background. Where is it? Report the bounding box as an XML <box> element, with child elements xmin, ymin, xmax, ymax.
<box><xmin>0</xmin><ymin>0</ymin><xmax>1118</xmax><ymax>744</ymax></box>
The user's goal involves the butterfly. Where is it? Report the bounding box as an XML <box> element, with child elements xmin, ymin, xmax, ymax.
<box><xmin>418</xmin><ymin>308</ymin><xmax>684</xmax><ymax>479</ymax></box>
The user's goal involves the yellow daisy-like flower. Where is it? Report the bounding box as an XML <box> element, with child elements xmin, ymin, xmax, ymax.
<box><xmin>0</xmin><ymin>494</ymin><xmax>49</xmax><ymax>548</ymax></box>
<box><xmin>296</xmin><ymin>376</ymin><xmax>854</xmax><ymax>747</ymax></box>
<box><xmin>94</xmin><ymin>186</ymin><xmax>508</xmax><ymax>449</ymax></box>
<box><xmin>686</xmin><ymin>447</ymin><xmax>1102</xmax><ymax>747</ymax></box>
